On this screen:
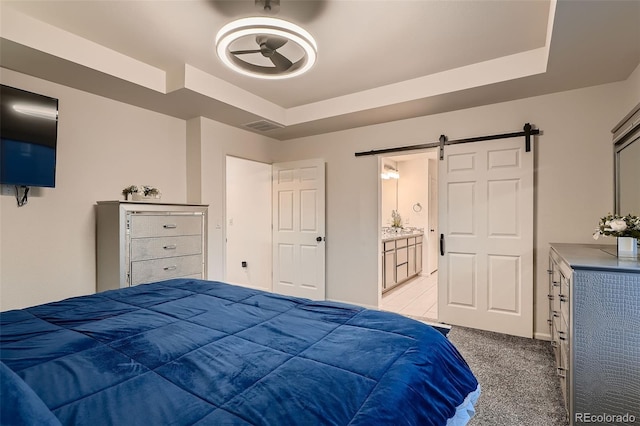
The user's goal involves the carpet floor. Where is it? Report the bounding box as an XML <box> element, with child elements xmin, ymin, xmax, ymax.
<box><xmin>447</xmin><ymin>326</ymin><xmax>569</xmax><ymax>426</ymax></box>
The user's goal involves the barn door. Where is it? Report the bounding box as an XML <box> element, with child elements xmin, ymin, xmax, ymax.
<box><xmin>272</xmin><ymin>159</ymin><xmax>326</xmax><ymax>299</ymax></box>
<box><xmin>438</xmin><ymin>138</ymin><xmax>533</xmax><ymax>337</ymax></box>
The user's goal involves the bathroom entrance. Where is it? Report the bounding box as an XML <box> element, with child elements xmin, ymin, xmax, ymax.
<box><xmin>379</xmin><ymin>149</ymin><xmax>439</xmax><ymax>321</ymax></box>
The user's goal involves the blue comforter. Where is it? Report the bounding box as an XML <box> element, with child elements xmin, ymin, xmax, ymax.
<box><xmin>1</xmin><ymin>279</ymin><xmax>479</xmax><ymax>425</ymax></box>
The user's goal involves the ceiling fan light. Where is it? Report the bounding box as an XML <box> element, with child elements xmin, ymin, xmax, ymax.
<box><xmin>215</xmin><ymin>17</ymin><xmax>317</xmax><ymax>79</ymax></box>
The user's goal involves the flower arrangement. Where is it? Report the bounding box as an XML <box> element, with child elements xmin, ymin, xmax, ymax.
<box><xmin>140</xmin><ymin>185</ymin><xmax>160</xmax><ymax>197</ymax></box>
<box><xmin>391</xmin><ymin>210</ymin><xmax>403</xmax><ymax>228</ymax></box>
<box><xmin>122</xmin><ymin>185</ymin><xmax>138</xmax><ymax>200</ymax></box>
<box><xmin>592</xmin><ymin>213</ymin><xmax>640</xmax><ymax>240</ymax></box>
<box><xmin>122</xmin><ymin>185</ymin><xmax>160</xmax><ymax>201</ymax></box>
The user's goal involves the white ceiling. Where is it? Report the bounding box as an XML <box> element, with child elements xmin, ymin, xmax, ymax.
<box><xmin>1</xmin><ymin>0</ymin><xmax>639</xmax><ymax>140</ymax></box>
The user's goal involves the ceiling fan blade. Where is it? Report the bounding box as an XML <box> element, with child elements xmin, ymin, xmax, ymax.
<box><xmin>230</xmin><ymin>49</ymin><xmax>262</xmax><ymax>55</ymax></box>
<box><xmin>258</xmin><ymin>35</ymin><xmax>287</xmax><ymax>51</ymax></box>
<box><xmin>270</xmin><ymin>51</ymin><xmax>293</xmax><ymax>71</ymax></box>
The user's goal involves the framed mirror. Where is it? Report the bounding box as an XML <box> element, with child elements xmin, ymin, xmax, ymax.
<box><xmin>613</xmin><ymin>103</ymin><xmax>640</xmax><ymax>215</ymax></box>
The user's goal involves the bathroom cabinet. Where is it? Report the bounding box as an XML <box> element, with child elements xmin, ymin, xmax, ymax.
<box><xmin>382</xmin><ymin>233</ymin><xmax>423</xmax><ymax>292</ymax></box>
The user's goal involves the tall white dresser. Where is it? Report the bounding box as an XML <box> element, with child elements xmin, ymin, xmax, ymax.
<box><xmin>96</xmin><ymin>201</ymin><xmax>208</xmax><ymax>292</ymax></box>
<box><xmin>548</xmin><ymin>243</ymin><xmax>639</xmax><ymax>425</ymax></box>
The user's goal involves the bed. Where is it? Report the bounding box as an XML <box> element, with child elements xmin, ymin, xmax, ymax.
<box><xmin>1</xmin><ymin>278</ymin><xmax>480</xmax><ymax>425</ymax></box>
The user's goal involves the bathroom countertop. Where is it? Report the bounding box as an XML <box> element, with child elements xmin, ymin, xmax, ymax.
<box><xmin>382</xmin><ymin>229</ymin><xmax>424</xmax><ymax>242</ymax></box>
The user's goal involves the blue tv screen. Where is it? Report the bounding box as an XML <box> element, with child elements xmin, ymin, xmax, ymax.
<box><xmin>0</xmin><ymin>85</ymin><xmax>58</xmax><ymax>187</ymax></box>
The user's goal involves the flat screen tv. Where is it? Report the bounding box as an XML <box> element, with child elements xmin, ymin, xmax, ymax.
<box><xmin>0</xmin><ymin>85</ymin><xmax>59</xmax><ymax>187</ymax></box>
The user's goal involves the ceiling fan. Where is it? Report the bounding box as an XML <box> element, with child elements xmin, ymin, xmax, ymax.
<box><xmin>215</xmin><ymin>0</ymin><xmax>318</xmax><ymax>79</ymax></box>
<box><xmin>230</xmin><ymin>35</ymin><xmax>293</xmax><ymax>73</ymax></box>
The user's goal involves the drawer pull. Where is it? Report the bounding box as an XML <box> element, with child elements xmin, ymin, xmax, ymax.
<box><xmin>163</xmin><ymin>244</ymin><xmax>177</xmax><ymax>250</ymax></box>
<box><xmin>163</xmin><ymin>224</ymin><xmax>177</xmax><ymax>229</ymax></box>
<box><xmin>163</xmin><ymin>265</ymin><xmax>177</xmax><ymax>271</ymax></box>
<box><xmin>559</xmin><ymin>294</ymin><xmax>567</xmax><ymax>303</ymax></box>
<box><xmin>558</xmin><ymin>331</ymin><xmax>566</xmax><ymax>341</ymax></box>
<box><xmin>547</xmin><ymin>294</ymin><xmax>554</xmax><ymax>301</ymax></box>
<box><xmin>553</xmin><ymin>310</ymin><xmax>560</xmax><ymax>318</ymax></box>
<box><xmin>552</xmin><ymin>280</ymin><xmax>560</xmax><ymax>287</ymax></box>
<box><xmin>547</xmin><ymin>319</ymin><xmax>552</xmax><ymax>326</ymax></box>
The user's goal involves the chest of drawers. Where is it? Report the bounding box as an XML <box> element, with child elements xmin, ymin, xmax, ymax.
<box><xmin>97</xmin><ymin>201</ymin><xmax>208</xmax><ymax>291</ymax></box>
<box><xmin>548</xmin><ymin>243</ymin><xmax>640</xmax><ymax>425</ymax></box>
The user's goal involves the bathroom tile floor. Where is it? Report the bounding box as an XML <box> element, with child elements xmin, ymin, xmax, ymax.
<box><xmin>381</xmin><ymin>272</ymin><xmax>438</xmax><ymax>320</ymax></box>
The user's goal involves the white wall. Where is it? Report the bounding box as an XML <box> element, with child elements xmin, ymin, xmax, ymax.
<box><xmin>621</xmin><ymin>63</ymin><xmax>640</xmax><ymax>112</ymax></box>
<box><xmin>225</xmin><ymin>156</ymin><xmax>272</xmax><ymax>291</ymax></box>
<box><xmin>272</xmin><ymin>78</ymin><xmax>636</xmax><ymax>337</ymax></box>
<box><xmin>397</xmin><ymin>157</ymin><xmax>429</xmax><ymax>230</ymax></box>
<box><xmin>0</xmin><ymin>68</ymin><xmax>187</xmax><ymax>310</ymax></box>
<box><xmin>397</xmin><ymin>157</ymin><xmax>430</xmax><ymax>272</ymax></box>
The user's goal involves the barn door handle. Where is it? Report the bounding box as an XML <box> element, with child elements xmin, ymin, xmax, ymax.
<box><xmin>440</xmin><ymin>234</ymin><xmax>445</xmax><ymax>256</ymax></box>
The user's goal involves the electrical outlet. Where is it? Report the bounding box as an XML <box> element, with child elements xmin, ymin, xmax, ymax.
<box><xmin>1</xmin><ymin>185</ymin><xmax>14</xmax><ymax>196</ymax></box>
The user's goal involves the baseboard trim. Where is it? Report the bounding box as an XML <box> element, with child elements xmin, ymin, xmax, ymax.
<box><xmin>534</xmin><ymin>331</ymin><xmax>551</xmax><ymax>341</ymax></box>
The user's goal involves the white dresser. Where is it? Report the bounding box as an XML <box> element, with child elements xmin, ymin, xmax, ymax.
<box><xmin>96</xmin><ymin>201</ymin><xmax>208</xmax><ymax>292</ymax></box>
<box><xmin>548</xmin><ymin>243</ymin><xmax>639</xmax><ymax>425</ymax></box>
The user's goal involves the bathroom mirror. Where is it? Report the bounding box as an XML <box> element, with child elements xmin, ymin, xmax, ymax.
<box><xmin>382</xmin><ymin>174</ymin><xmax>398</xmax><ymax>223</ymax></box>
<box><xmin>615</xmin><ymin>131</ymin><xmax>640</xmax><ymax>215</ymax></box>
<box><xmin>613</xmin><ymin>103</ymin><xmax>640</xmax><ymax>216</ymax></box>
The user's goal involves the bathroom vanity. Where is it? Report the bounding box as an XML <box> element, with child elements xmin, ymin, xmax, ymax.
<box><xmin>382</xmin><ymin>229</ymin><xmax>424</xmax><ymax>292</ymax></box>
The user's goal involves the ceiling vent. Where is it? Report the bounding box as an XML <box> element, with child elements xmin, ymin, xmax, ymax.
<box><xmin>243</xmin><ymin>119</ymin><xmax>284</xmax><ymax>132</ymax></box>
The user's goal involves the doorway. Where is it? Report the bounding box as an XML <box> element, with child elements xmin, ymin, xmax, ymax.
<box><xmin>379</xmin><ymin>150</ymin><xmax>439</xmax><ymax>320</ymax></box>
<box><xmin>225</xmin><ymin>156</ymin><xmax>327</xmax><ymax>299</ymax></box>
<box><xmin>225</xmin><ymin>156</ymin><xmax>272</xmax><ymax>292</ymax></box>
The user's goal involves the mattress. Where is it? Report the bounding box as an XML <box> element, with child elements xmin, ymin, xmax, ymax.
<box><xmin>1</xmin><ymin>278</ymin><xmax>479</xmax><ymax>425</ymax></box>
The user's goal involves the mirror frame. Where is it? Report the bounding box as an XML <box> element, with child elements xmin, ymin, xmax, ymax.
<box><xmin>612</xmin><ymin>102</ymin><xmax>640</xmax><ymax>215</ymax></box>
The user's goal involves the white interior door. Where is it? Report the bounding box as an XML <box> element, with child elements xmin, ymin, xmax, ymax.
<box><xmin>438</xmin><ymin>137</ymin><xmax>533</xmax><ymax>337</ymax></box>
<box><xmin>427</xmin><ymin>158</ymin><xmax>438</xmax><ymax>275</ymax></box>
<box><xmin>272</xmin><ymin>159</ymin><xmax>326</xmax><ymax>299</ymax></box>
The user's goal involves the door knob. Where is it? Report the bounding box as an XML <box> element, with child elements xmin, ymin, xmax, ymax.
<box><xmin>316</xmin><ymin>236</ymin><xmax>323</xmax><ymax>242</ymax></box>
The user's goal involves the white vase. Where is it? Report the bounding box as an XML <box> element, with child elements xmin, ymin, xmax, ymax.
<box><xmin>617</xmin><ymin>237</ymin><xmax>638</xmax><ymax>258</ymax></box>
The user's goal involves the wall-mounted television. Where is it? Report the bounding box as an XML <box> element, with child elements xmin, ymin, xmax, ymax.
<box><xmin>0</xmin><ymin>85</ymin><xmax>59</xmax><ymax>188</ymax></box>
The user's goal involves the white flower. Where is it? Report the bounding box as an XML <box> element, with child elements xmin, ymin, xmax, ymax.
<box><xmin>609</xmin><ymin>219</ymin><xmax>627</xmax><ymax>233</ymax></box>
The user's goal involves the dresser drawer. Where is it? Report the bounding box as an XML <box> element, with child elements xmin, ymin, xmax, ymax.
<box><xmin>559</xmin><ymin>273</ymin><xmax>569</xmax><ymax>321</ymax></box>
<box><xmin>130</xmin><ymin>235</ymin><xmax>202</xmax><ymax>261</ymax></box>
<box><xmin>130</xmin><ymin>254</ymin><xmax>203</xmax><ymax>285</ymax></box>
<box><xmin>130</xmin><ymin>214</ymin><xmax>203</xmax><ymax>238</ymax></box>
<box><xmin>558</xmin><ymin>337</ymin><xmax>569</xmax><ymax>411</ymax></box>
